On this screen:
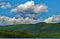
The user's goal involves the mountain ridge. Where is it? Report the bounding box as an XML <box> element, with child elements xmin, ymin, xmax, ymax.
<box><xmin>0</xmin><ymin>22</ymin><xmax>60</xmax><ymax>33</ymax></box>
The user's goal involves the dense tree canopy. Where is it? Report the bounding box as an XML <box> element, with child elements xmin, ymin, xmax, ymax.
<box><xmin>0</xmin><ymin>22</ymin><xmax>60</xmax><ymax>38</ymax></box>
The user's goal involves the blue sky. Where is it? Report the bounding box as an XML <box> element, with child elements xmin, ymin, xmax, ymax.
<box><xmin>0</xmin><ymin>0</ymin><xmax>60</xmax><ymax>24</ymax></box>
<box><xmin>0</xmin><ymin>0</ymin><xmax>60</xmax><ymax>19</ymax></box>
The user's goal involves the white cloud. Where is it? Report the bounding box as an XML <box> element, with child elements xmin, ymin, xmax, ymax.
<box><xmin>1</xmin><ymin>15</ymin><xmax>60</xmax><ymax>25</ymax></box>
<box><xmin>32</xmin><ymin>4</ymin><xmax>48</xmax><ymax>13</ymax></box>
<box><xmin>0</xmin><ymin>5</ymin><xmax>6</xmax><ymax>9</ymax></box>
<box><xmin>11</xmin><ymin>1</ymin><xmax>48</xmax><ymax>13</ymax></box>
<box><xmin>0</xmin><ymin>1</ymin><xmax>48</xmax><ymax>25</ymax></box>
<box><xmin>6</xmin><ymin>2</ymin><xmax>11</xmax><ymax>8</ymax></box>
<box><xmin>0</xmin><ymin>2</ymin><xmax>11</xmax><ymax>9</ymax></box>
<box><xmin>0</xmin><ymin>16</ymin><xmax>42</xmax><ymax>25</ymax></box>
<box><xmin>11</xmin><ymin>1</ymin><xmax>48</xmax><ymax>20</ymax></box>
<box><xmin>44</xmin><ymin>15</ymin><xmax>60</xmax><ymax>23</ymax></box>
<box><xmin>11</xmin><ymin>1</ymin><xmax>34</xmax><ymax>12</ymax></box>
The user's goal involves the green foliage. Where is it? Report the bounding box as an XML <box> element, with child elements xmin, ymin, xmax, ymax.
<box><xmin>0</xmin><ymin>30</ymin><xmax>39</xmax><ymax>38</ymax></box>
<box><xmin>0</xmin><ymin>30</ymin><xmax>60</xmax><ymax>38</ymax></box>
<box><xmin>0</xmin><ymin>22</ymin><xmax>60</xmax><ymax>38</ymax></box>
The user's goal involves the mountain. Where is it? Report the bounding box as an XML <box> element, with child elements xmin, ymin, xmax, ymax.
<box><xmin>0</xmin><ymin>22</ymin><xmax>60</xmax><ymax>33</ymax></box>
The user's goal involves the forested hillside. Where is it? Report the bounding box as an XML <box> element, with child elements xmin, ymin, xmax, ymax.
<box><xmin>0</xmin><ymin>22</ymin><xmax>60</xmax><ymax>38</ymax></box>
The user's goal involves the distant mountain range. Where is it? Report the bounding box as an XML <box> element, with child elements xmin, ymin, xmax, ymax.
<box><xmin>0</xmin><ymin>22</ymin><xmax>60</xmax><ymax>33</ymax></box>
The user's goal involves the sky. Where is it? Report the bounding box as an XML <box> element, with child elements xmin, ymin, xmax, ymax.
<box><xmin>0</xmin><ymin>0</ymin><xmax>60</xmax><ymax>25</ymax></box>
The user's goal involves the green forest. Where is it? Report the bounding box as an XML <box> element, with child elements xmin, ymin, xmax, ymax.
<box><xmin>0</xmin><ymin>30</ymin><xmax>60</xmax><ymax>38</ymax></box>
<box><xmin>0</xmin><ymin>22</ymin><xmax>60</xmax><ymax>38</ymax></box>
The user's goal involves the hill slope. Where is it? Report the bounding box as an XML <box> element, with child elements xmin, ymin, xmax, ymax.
<box><xmin>0</xmin><ymin>22</ymin><xmax>60</xmax><ymax>33</ymax></box>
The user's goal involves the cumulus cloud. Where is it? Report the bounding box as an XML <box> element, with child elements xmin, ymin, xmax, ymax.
<box><xmin>0</xmin><ymin>1</ymin><xmax>11</xmax><ymax>9</ymax></box>
<box><xmin>0</xmin><ymin>16</ymin><xmax>42</xmax><ymax>25</ymax></box>
<box><xmin>32</xmin><ymin>4</ymin><xmax>48</xmax><ymax>13</ymax></box>
<box><xmin>11</xmin><ymin>1</ymin><xmax>48</xmax><ymax>13</ymax></box>
<box><xmin>0</xmin><ymin>15</ymin><xmax>60</xmax><ymax>25</ymax></box>
<box><xmin>0</xmin><ymin>1</ymin><xmax>48</xmax><ymax>25</ymax></box>
<box><xmin>11</xmin><ymin>1</ymin><xmax>34</xmax><ymax>12</ymax></box>
<box><xmin>11</xmin><ymin>1</ymin><xmax>48</xmax><ymax>20</ymax></box>
<box><xmin>44</xmin><ymin>15</ymin><xmax>60</xmax><ymax>23</ymax></box>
